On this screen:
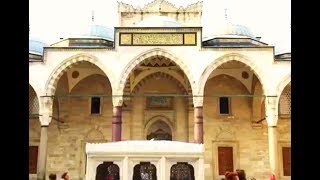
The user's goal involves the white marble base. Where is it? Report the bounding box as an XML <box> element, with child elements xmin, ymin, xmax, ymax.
<box><xmin>86</xmin><ymin>140</ymin><xmax>205</xmax><ymax>180</ymax></box>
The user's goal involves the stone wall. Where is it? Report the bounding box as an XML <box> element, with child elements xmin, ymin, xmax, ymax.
<box><xmin>203</xmin><ymin>75</ymin><xmax>270</xmax><ymax>180</ymax></box>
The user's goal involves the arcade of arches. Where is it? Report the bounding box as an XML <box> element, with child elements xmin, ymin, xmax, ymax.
<box><xmin>29</xmin><ymin>1</ymin><xmax>290</xmax><ymax>179</ymax></box>
<box><xmin>29</xmin><ymin>57</ymin><xmax>290</xmax><ymax>180</ymax></box>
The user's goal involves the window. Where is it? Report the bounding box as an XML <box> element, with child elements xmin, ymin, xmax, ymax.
<box><xmin>29</xmin><ymin>146</ymin><xmax>38</xmax><ymax>174</ymax></box>
<box><xmin>279</xmin><ymin>90</ymin><xmax>291</xmax><ymax>115</ymax></box>
<box><xmin>133</xmin><ymin>162</ymin><xmax>157</xmax><ymax>180</ymax></box>
<box><xmin>282</xmin><ymin>147</ymin><xmax>291</xmax><ymax>176</ymax></box>
<box><xmin>218</xmin><ymin>147</ymin><xmax>233</xmax><ymax>175</ymax></box>
<box><xmin>91</xmin><ymin>97</ymin><xmax>101</xmax><ymax>114</ymax></box>
<box><xmin>170</xmin><ymin>162</ymin><xmax>195</xmax><ymax>180</ymax></box>
<box><xmin>219</xmin><ymin>97</ymin><xmax>230</xmax><ymax>114</ymax></box>
<box><xmin>96</xmin><ymin>162</ymin><xmax>119</xmax><ymax>180</ymax></box>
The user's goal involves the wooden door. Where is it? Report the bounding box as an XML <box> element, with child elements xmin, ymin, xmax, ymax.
<box><xmin>29</xmin><ymin>146</ymin><xmax>38</xmax><ymax>174</ymax></box>
<box><xmin>218</xmin><ymin>147</ymin><xmax>233</xmax><ymax>175</ymax></box>
<box><xmin>282</xmin><ymin>147</ymin><xmax>291</xmax><ymax>176</ymax></box>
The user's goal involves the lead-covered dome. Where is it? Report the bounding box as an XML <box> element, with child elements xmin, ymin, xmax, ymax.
<box><xmin>210</xmin><ymin>22</ymin><xmax>256</xmax><ymax>39</ymax></box>
<box><xmin>29</xmin><ymin>37</ymin><xmax>47</xmax><ymax>55</ymax></box>
<box><xmin>80</xmin><ymin>24</ymin><xmax>114</xmax><ymax>41</ymax></box>
<box><xmin>135</xmin><ymin>16</ymin><xmax>182</xmax><ymax>27</ymax></box>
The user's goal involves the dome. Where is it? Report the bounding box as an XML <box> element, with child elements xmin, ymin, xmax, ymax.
<box><xmin>29</xmin><ymin>37</ymin><xmax>47</xmax><ymax>55</ymax></box>
<box><xmin>210</xmin><ymin>22</ymin><xmax>256</xmax><ymax>39</ymax></box>
<box><xmin>135</xmin><ymin>16</ymin><xmax>182</xmax><ymax>27</ymax></box>
<box><xmin>80</xmin><ymin>24</ymin><xmax>114</xmax><ymax>41</ymax></box>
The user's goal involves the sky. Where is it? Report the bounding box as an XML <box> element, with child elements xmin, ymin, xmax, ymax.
<box><xmin>29</xmin><ymin>0</ymin><xmax>291</xmax><ymax>52</ymax></box>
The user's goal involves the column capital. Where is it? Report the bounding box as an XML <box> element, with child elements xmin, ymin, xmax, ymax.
<box><xmin>39</xmin><ymin>112</ymin><xmax>52</xmax><ymax>126</ymax></box>
<box><xmin>265</xmin><ymin>96</ymin><xmax>278</xmax><ymax>126</ymax></box>
<box><xmin>39</xmin><ymin>97</ymin><xmax>53</xmax><ymax>126</ymax></box>
<box><xmin>193</xmin><ymin>95</ymin><xmax>203</xmax><ymax>107</ymax></box>
<box><xmin>112</xmin><ymin>96</ymin><xmax>123</xmax><ymax>107</ymax></box>
<box><xmin>266</xmin><ymin>96</ymin><xmax>277</xmax><ymax>107</ymax></box>
<box><xmin>40</xmin><ymin>96</ymin><xmax>53</xmax><ymax>109</ymax></box>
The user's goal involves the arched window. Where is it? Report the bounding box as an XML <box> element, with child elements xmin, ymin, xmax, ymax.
<box><xmin>146</xmin><ymin>120</ymin><xmax>172</xmax><ymax>140</ymax></box>
<box><xmin>170</xmin><ymin>162</ymin><xmax>195</xmax><ymax>180</ymax></box>
<box><xmin>279</xmin><ymin>88</ymin><xmax>291</xmax><ymax>115</ymax></box>
<box><xmin>96</xmin><ymin>162</ymin><xmax>120</xmax><ymax>180</ymax></box>
<box><xmin>133</xmin><ymin>162</ymin><xmax>157</xmax><ymax>180</ymax></box>
<box><xmin>147</xmin><ymin>129</ymin><xmax>172</xmax><ymax>140</ymax></box>
<box><xmin>29</xmin><ymin>85</ymin><xmax>39</xmax><ymax>117</ymax></box>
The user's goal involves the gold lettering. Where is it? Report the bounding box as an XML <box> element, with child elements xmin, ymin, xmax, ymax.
<box><xmin>133</xmin><ymin>34</ymin><xmax>183</xmax><ymax>45</ymax></box>
<box><xmin>120</xmin><ymin>33</ymin><xmax>197</xmax><ymax>46</ymax></box>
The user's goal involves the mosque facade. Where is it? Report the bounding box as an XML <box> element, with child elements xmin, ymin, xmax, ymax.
<box><xmin>29</xmin><ymin>0</ymin><xmax>291</xmax><ymax>180</ymax></box>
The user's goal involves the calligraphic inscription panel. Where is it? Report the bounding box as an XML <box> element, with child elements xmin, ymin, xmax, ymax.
<box><xmin>119</xmin><ymin>32</ymin><xmax>197</xmax><ymax>46</ymax></box>
<box><xmin>147</xmin><ymin>96</ymin><xmax>173</xmax><ymax>109</ymax></box>
<box><xmin>133</xmin><ymin>33</ymin><xmax>183</xmax><ymax>45</ymax></box>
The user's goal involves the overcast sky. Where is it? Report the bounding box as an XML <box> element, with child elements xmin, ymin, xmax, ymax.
<box><xmin>29</xmin><ymin>0</ymin><xmax>290</xmax><ymax>52</ymax></box>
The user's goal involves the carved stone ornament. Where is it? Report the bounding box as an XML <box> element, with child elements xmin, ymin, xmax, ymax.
<box><xmin>193</xmin><ymin>96</ymin><xmax>203</xmax><ymax>107</ymax></box>
<box><xmin>112</xmin><ymin>96</ymin><xmax>123</xmax><ymax>107</ymax></box>
<box><xmin>39</xmin><ymin>111</ymin><xmax>52</xmax><ymax>126</ymax></box>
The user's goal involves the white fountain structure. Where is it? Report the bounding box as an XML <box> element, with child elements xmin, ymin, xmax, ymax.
<box><xmin>86</xmin><ymin>140</ymin><xmax>205</xmax><ymax>180</ymax></box>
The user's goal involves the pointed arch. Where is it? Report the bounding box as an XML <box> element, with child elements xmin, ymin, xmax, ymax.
<box><xmin>198</xmin><ymin>53</ymin><xmax>266</xmax><ymax>95</ymax></box>
<box><xmin>276</xmin><ymin>74</ymin><xmax>291</xmax><ymax>103</ymax></box>
<box><xmin>84</xmin><ymin>128</ymin><xmax>105</xmax><ymax>141</ymax></box>
<box><xmin>144</xmin><ymin>115</ymin><xmax>174</xmax><ymax>140</ymax></box>
<box><xmin>45</xmin><ymin>53</ymin><xmax>115</xmax><ymax>96</ymax></box>
<box><xmin>29</xmin><ymin>84</ymin><xmax>40</xmax><ymax>116</ymax></box>
<box><xmin>132</xmin><ymin>71</ymin><xmax>188</xmax><ymax>93</ymax></box>
<box><xmin>207</xmin><ymin>73</ymin><xmax>251</xmax><ymax>94</ymax></box>
<box><xmin>116</xmin><ymin>48</ymin><xmax>195</xmax><ymax>96</ymax></box>
<box><xmin>276</xmin><ymin>74</ymin><xmax>291</xmax><ymax>115</ymax></box>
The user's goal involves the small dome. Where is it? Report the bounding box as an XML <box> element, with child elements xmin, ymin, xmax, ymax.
<box><xmin>210</xmin><ymin>22</ymin><xmax>256</xmax><ymax>39</ymax></box>
<box><xmin>135</xmin><ymin>16</ymin><xmax>182</xmax><ymax>27</ymax></box>
<box><xmin>80</xmin><ymin>24</ymin><xmax>114</xmax><ymax>41</ymax></box>
<box><xmin>29</xmin><ymin>37</ymin><xmax>47</xmax><ymax>55</ymax></box>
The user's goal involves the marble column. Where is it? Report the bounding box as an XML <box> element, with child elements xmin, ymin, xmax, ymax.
<box><xmin>37</xmin><ymin>125</ymin><xmax>48</xmax><ymax>180</ymax></box>
<box><xmin>37</xmin><ymin>97</ymin><xmax>52</xmax><ymax>180</ymax></box>
<box><xmin>112</xmin><ymin>106</ymin><xmax>122</xmax><ymax>141</ymax></box>
<box><xmin>194</xmin><ymin>106</ymin><xmax>203</xmax><ymax>144</ymax></box>
<box><xmin>268</xmin><ymin>125</ymin><xmax>279</xmax><ymax>178</ymax></box>
<box><xmin>266</xmin><ymin>96</ymin><xmax>279</xmax><ymax>179</ymax></box>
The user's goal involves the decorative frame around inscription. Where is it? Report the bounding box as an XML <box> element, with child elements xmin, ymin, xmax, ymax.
<box><xmin>146</xmin><ymin>96</ymin><xmax>173</xmax><ymax>109</ymax></box>
<box><xmin>119</xmin><ymin>32</ymin><xmax>197</xmax><ymax>46</ymax></box>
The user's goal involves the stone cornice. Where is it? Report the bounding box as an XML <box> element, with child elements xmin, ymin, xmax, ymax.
<box><xmin>115</xmin><ymin>27</ymin><xmax>202</xmax><ymax>32</ymax></box>
<box><xmin>86</xmin><ymin>141</ymin><xmax>204</xmax><ymax>155</ymax></box>
<box><xmin>44</xmin><ymin>47</ymin><xmax>115</xmax><ymax>51</ymax></box>
<box><xmin>201</xmin><ymin>46</ymin><xmax>274</xmax><ymax>51</ymax></box>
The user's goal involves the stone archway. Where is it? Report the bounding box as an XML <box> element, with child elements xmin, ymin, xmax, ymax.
<box><xmin>45</xmin><ymin>53</ymin><xmax>116</xmax><ymax>96</ymax></box>
<box><xmin>145</xmin><ymin>115</ymin><xmax>174</xmax><ymax>141</ymax></box>
<box><xmin>198</xmin><ymin>53</ymin><xmax>266</xmax><ymax>96</ymax></box>
<box><xmin>275</xmin><ymin>74</ymin><xmax>291</xmax><ymax>107</ymax></box>
<box><xmin>116</xmin><ymin>48</ymin><xmax>195</xmax><ymax>96</ymax></box>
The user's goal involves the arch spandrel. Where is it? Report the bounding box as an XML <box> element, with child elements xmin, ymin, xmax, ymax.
<box><xmin>198</xmin><ymin>53</ymin><xmax>266</xmax><ymax>96</ymax></box>
<box><xmin>275</xmin><ymin>74</ymin><xmax>291</xmax><ymax>106</ymax></box>
<box><xmin>45</xmin><ymin>53</ymin><xmax>116</xmax><ymax>96</ymax></box>
<box><xmin>116</xmin><ymin>48</ymin><xmax>196</xmax><ymax>97</ymax></box>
